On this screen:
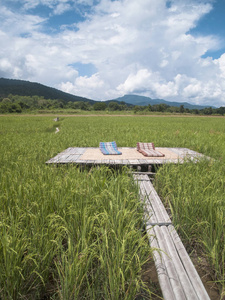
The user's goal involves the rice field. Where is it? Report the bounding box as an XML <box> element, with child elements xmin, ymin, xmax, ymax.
<box><xmin>0</xmin><ymin>115</ymin><xmax>225</xmax><ymax>299</ymax></box>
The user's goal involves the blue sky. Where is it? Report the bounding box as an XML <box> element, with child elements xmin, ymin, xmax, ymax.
<box><xmin>0</xmin><ymin>0</ymin><xmax>225</xmax><ymax>106</ymax></box>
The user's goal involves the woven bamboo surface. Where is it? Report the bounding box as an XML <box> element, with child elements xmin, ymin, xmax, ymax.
<box><xmin>80</xmin><ymin>148</ymin><xmax>178</xmax><ymax>161</ymax></box>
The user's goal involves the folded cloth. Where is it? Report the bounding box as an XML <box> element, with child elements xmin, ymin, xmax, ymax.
<box><xmin>99</xmin><ymin>141</ymin><xmax>122</xmax><ymax>155</ymax></box>
<box><xmin>137</xmin><ymin>142</ymin><xmax>165</xmax><ymax>157</ymax></box>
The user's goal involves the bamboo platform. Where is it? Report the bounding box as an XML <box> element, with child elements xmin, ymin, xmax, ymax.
<box><xmin>133</xmin><ymin>174</ymin><xmax>210</xmax><ymax>300</ymax></box>
<box><xmin>46</xmin><ymin>147</ymin><xmax>207</xmax><ymax>167</ymax></box>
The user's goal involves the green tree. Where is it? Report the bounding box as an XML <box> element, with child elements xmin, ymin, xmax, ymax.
<box><xmin>16</xmin><ymin>101</ymin><xmax>29</xmax><ymax>110</ymax></box>
<box><xmin>179</xmin><ymin>105</ymin><xmax>185</xmax><ymax>113</ymax></box>
<box><xmin>108</xmin><ymin>102</ymin><xmax>120</xmax><ymax>111</ymax></box>
<box><xmin>93</xmin><ymin>102</ymin><xmax>107</xmax><ymax>111</ymax></box>
<box><xmin>216</xmin><ymin>107</ymin><xmax>225</xmax><ymax>115</ymax></box>
<box><xmin>79</xmin><ymin>101</ymin><xmax>91</xmax><ymax>110</ymax></box>
<box><xmin>147</xmin><ymin>104</ymin><xmax>152</xmax><ymax>111</ymax></box>
<box><xmin>0</xmin><ymin>102</ymin><xmax>22</xmax><ymax>113</ymax></box>
<box><xmin>2</xmin><ymin>98</ymin><xmax>11</xmax><ymax>103</ymax></box>
<box><xmin>202</xmin><ymin>107</ymin><xmax>213</xmax><ymax>115</ymax></box>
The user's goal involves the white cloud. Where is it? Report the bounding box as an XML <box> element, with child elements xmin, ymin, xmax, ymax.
<box><xmin>0</xmin><ymin>6</ymin><xmax>45</xmax><ymax>35</ymax></box>
<box><xmin>75</xmin><ymin>74</ymin><xmax>104</xmax><ymax>88</ymax></box>
<box><xmin>77</xmin><ymin>0</ymin><xmax>94</xmax><ymax>5</ymax></box>
<box><xmin>23</xmin><ymin>0</ymin><xmax>70</xmax><ymax>10</ymax></box>
<box><xmin>59</xmin><ymin>73</ymin><xmax>105</xmax><ymax>99</ymax></box>
<box><xmin>117</xmin><ymin>69</ymin><xmax>153</xmax><ymax>94</ymax></box>
<box><xmin>22</xmin><ymin>0</ymin><xmax>94</xmax><ymax>14</ymax></box>
<box><xmin>216</xmin><ymin>53</ymin><xmax>225</xmax><ymax>78</ymax></box>
<box><xmin>0</xmin><ymin>0</ymin><xmax>225</xmax><ymax>106</ymax></box>
<box><xmin>53</xmin><ymin>3</ymin><xmax>72</xmax><ymax>15</ymax></box>
<box><xmin>23</xmin><ymin>0</ymin><xmax>54</xmax><ymax>10</ymax></box>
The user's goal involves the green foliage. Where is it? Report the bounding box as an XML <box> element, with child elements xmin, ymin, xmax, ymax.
<box><xmin>0</xmin><ymin>78</ymin><xmax>94</xmax><ymax>104</ymax></box>
<box><xmin>0</xmin><ymin>116</ymin><xmax>153</xmax><ymax>299</ymax></box>
<box><xmin>108</xmin><ymin>101</ymin><xmax>122</xmax><ymax>111</ymax></box>
<box><xmin>1</xmin><ymin>115</ymin><xmax>225</xmax><ymax>297</ymax></box>
<box><xmin>93</xmin><ymin>102</ymin><xmax>107</xmax><ymax>110</ymax></box>
<box><xmin>155</xmin><ymin>160</ymin><xmax>225</xmax><ymax>295</ymax></box>
<box><xmin>58</xmin><ymin>115</ymin><xmax>225</xmax><ymax>294</ymax></box>
<box><xmin>1</xmin><ymin>78</ymin><xmax>224</xmax><ymax>116</ymax></box>
<box><xmin>0</xmin><ymin>101</ymin><xmax>22</xmax><ymax>113</ymax></box>
<box><xmin>0</xmin><ymin>93</ymin><xmax>224</xmax><ymax>115</ymax></box>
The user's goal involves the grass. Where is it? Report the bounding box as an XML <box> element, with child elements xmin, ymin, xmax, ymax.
<box><xmin>0</xmin><ymin>116</ymin><xmax>152</xmax><ymax>299</ymax></box>
<box><xmin>154</xmin><ymin>159</ymin><xmax>225</xmax><ymax>297</ymax></box>
<box><xmin>0</xmin><ymin>115</ymin><xmax>225</xmax><ymax>298</ymax></box>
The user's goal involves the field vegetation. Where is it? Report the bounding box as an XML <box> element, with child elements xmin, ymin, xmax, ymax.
<box><xmin>1</xmin><ymin>94</ymin><xmax>225</xmax><ymax>115</ymax></box>
<box><xmin>0</xmin><ymin>115</ymin><xmax>225</xmax><ymax>299</ymax></box>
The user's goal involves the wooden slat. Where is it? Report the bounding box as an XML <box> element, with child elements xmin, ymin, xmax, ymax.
<box><xmin>63</xmin><ymin>148</ymin><xmax>76</xmax><ymax>154</ymax></box>
<box><xmin>136</xmin><ymin>159</ymin><xmax>144</xmax><ymax>165</ymax></box>
<box><xmin>76</xmin><ymin>160</ymin><xmax>87</xmax><ymax>164</ymax></box>
<box><xmin>46</xmin><ymin>152</ymin><xmax>70</xmax><ymax>163</ymax></box>
<box><xmin>139</xmin><ymin>159</ymin><xmax>149</xmax><ymax>164</ymax></box>
<box><xmin>86</xmin><ymin>160</ymin><xmax>94</xmax><ymax>165</ymax></box>
<box><xmin>150</xmin><ymin>231</ymin><xmax>177</xmax><ymax>300</ymax></box>
<box><xmin>168</xmin><ymin>225</ymin><xmax>210</xmax><ymax>300</ymax></box>
<box><xmin>109</xmin><ymin>160</ymin><xmax>115</xmax><ymax>165</ymax></box>
<box><xmin>134</xmin><ymin>174</ymin><xmax>210</xmax><ymax>300</ymax></box>
<box><xmin>140</xmin><ymin>176</ymin><xmax>171</xmax><ymax>224</ymax></box>
<box><xmin>69</xmin><ymin>147</ymin><xmax>87</xmax><ymax>155</ymax></box>
<box><xmin>60</xmin><ymin>147</ymin><xmax>73</xmax><ymax>153</ymax></box>
<box><xmin>46</xmin><ymin>147</ymin><xmax>85</xmax><ymax>163</ymax></box>
<box><xmin>160</xmin><ymin>225</ymin><xmax>198</xmax><ymax>299</ymax></box>
<box><xmin>56</xmin><ymin>154</ymin><xmax>70</xmax><ymax>162</ymax></box>
<box><xmin>66</xmin><ymin>154</ymin><xmax>81</xmax><ymax>162</ymax></box>
<box><xmin>128</xmin><ymin>159</ymin><xmax>140</xmax><ymax>165</ymax></box>
<box><xmin>114</xmin><ymin>159</ymin><xmax>122</xmax><ymax>164</ymax></box>
<box><xmin>153</xmin><ymin>159</ymin><xmax>162</xmax><ymax>164</ymax></box>
<box><xmin>132</xmin><ymin>171</ymin><xmax>156</xmax><ymax>175</ymax></box>
<box><xmin>102</xmin><ymin>159</ymin><xmax>110</xmax><ymax>164</ymax></box>
<box><xmin>141</xmin><ymin>190</ymin><xmax>179</xmax><ymax>299</ymax></box>
<box><xmin>146</xmin><ymin>159</ymin><xmax>154</xmax><ymax>164</ymax></box>
<box><xmin>137</xmin><ymin>189</ymin><xmax>173</xmax><ymax>298</ymax></box>
<box><xmin>95</xmin><ymin>160</ymin><xmax>103</xmax><ymax>164</ymax></box>
<box><xmin>46</xmin><ymin>157</ymin><xmax>57</xmax><ymax>164</ymax></box>
<box><xmin>154</xmin><ymin>225</ymin><xmax>187</xmax><ymax>299</ymax></box>
<box><xmin>46</xmin><ymin>147</ymin><xmax>210</xmax><ymax>166</ymax></box>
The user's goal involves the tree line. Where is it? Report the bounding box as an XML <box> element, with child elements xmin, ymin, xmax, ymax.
<box><xmin>0</xmin><ymin>94</ymin><xmax>224</xmax><ymax>115</ymax></box>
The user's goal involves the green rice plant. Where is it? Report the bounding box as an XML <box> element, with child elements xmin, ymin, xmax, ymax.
<box><xmin>53</xmin><ymin>167</ymin><xmax>151</xmax><ymax>299</ymax></box>
<box><xmin>154</xmin><ymin>159</ymin><xmax>225</xmax><ymax>296</ymax></box>
<box><xmin>0</xmin><ymin>115</ymin><xmax>224</xmax><ymax>298</ymax></box>
<box><xmin>0</xmin><ymin>117</ymin><xmax>153</xmax><ymax>298</ymax></box>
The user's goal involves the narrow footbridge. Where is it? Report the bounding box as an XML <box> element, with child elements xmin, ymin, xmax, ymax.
<box><xmin>133</xmin><ymin>174</ymin><xmax>210</xmax><ymax>300</ymax></box>
<box><xmin>46</xmin><ymin>147</ymin><xmax>211</xmax><ymax>298</ymax></box>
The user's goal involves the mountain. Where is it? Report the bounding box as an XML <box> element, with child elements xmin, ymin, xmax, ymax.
<box><xmin>109</xmin><ymin>94</ymin><xmax>215</xmax><ymax>109</ymax></box>
<box><xmin>0</xmin><ymin>78</ymin><xmax>95</xmax><ymax>103</ymax></box>
<box><xmin>0</xmin><ymin>78</ymin><xmax>216</xmax><ymax>109</ymax></box>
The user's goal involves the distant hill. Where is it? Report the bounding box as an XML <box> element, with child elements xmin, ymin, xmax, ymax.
<box><xmin>109</xmin><ymin>94</ymin><xmax>215</xmax><ymax>110</ymax></box>
<box><xmin>0</xmin><ymin>78</ymin><xmax>95</xmax><ymax>103</ymax></box>
<box><xmin>0</xmin><ymin>78</ymin><xmax>216</xmax><ymax>109</ymax></box>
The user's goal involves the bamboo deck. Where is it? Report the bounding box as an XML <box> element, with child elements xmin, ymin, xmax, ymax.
<box><xmin>134</xmin><ymin>174</ymin><xmax>210</xmax><ymax>300</ymax></box>
<box><xmin>46</xmin><ymin>147</ymin><xmax>207</xmax><ymax>166</ymax></box>
<box><xmin>46</xmin><ymin>147</ymin><xmax>211</xmax><ymax>298</ymax></box>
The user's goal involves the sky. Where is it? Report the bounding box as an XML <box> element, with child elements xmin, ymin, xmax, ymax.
<box><xmin>0</xmin><ymin>0</ymin><xmax>225</xmax><ymax>107</ymax></box>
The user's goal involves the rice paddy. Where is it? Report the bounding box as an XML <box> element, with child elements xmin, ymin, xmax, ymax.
<box><xmin>0</xmin><ymin>115</ymin><xmax>225</xmax><ymax>299</ymax></box>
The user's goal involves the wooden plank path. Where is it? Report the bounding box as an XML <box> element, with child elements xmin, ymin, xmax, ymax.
<box><xmin>46</xmin><ymin>147</ymin><xmax>208</xmax><ymax>167</ymax></box>
<box><xmin>46</xmin><ymin>147</ymin><xmax>211</xmax><ymax>298</ymax></box>
<box><xmin>133</xmin><ymin>174</ymin><xmax>210</xmax><ymax>300</ymax></box>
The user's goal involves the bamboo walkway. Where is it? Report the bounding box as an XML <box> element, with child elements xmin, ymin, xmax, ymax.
<box><xmin>46</xmin><ymin>147</ymin><xmax>207</xmax><ymax>167</ymax></box>
<box><xmin>46</xmin><ymin>147</ymin><xmax>211</xmax><ymax>298</ymax></box>
<box><xmin>133</xmin><ymin>174</ymin><xmax>210</xmax><ymax>300</ymax></box>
